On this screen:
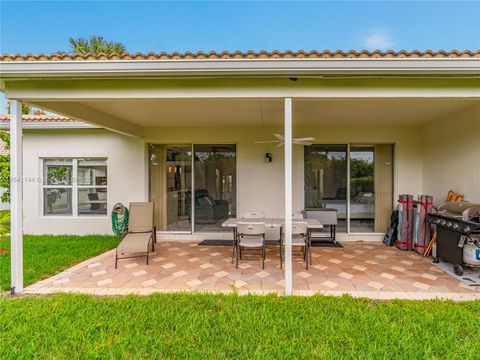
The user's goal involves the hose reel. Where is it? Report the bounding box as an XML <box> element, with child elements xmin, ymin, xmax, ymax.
<box><xmin>111</xmin><ymin>202</ymin><xmax>129</xmax><ymax>236</ymax></box>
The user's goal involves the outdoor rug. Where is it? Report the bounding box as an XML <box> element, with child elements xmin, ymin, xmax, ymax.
<box><xmin>433</xmin><ymin>260</ymin><xmax>480</xmax><ymax>286</ymax></box>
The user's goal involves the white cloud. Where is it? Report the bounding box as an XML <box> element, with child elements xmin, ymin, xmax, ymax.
<box><xmin>362</xmin><ymin>27</ymin><xmax>395</xmax><ymax>50</ymax></box>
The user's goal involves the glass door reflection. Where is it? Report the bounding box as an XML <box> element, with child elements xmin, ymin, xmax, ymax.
<box><xmin>349</xmin><ymin>146</ymin><xmax>375</xmax><ymax>232</ymax></box>
<box><xmin>193</xmin><ymin>144</ymin><xmax>236</xmax><ymax>232</ymax></box>
<box><xmin>148</xmin><ymin>145</ymin><xmax>192</xmax><ymax>232</ymax></box>
<box><xmin>304</xmin><ymin>145</ymin><xmax>347</xmax><ymax>232</ymax></box>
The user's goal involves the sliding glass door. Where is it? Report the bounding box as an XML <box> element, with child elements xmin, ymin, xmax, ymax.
<box><xmin>149</xmin><ymin>144</ymin><xmax>236</xmax><ymax>233</ymax></box>
<box><xmin>349</xmin><ymin>145</ymin><xmax>394</xmax><ymax>233</ymax></box>
<box><xmin>349</xmin><ymin>146</ymin><xmax>375</xmax><ymax>232</ymax></box>
<box><xmin>305</xmin><ymin>144</ymin><xmax>393</xmax><ymax>233</ymax></box>
<box><xmin>194</xmin><ymin>145</ymin><xmax>236</xmax><ymax>232</ymax></box>
<box><xmin>149</xmin><ymin>145</ymin><xmax>192</xmax><ymax>232</ymax></box>
<box><xmin>304</xmin><ymin>145</ymin><xmax>348</xmax><ymax>232</ymax></box>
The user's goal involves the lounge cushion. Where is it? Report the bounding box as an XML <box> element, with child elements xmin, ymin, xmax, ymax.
<box><xmin>117</xmin><ymin>233</ymin><xmax>152</xmax><ymax>255</ymax></box>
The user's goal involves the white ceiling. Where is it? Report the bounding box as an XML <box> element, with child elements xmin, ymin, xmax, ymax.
<box><xmin>42</xmin><ymin>98</ymin><xmax>478</xmax><ymax>128</ymax></box>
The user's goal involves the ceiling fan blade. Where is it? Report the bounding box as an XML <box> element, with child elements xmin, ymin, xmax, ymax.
<box><xmin>254</xmin><ymin>140</ymin><xmax>282</xmax><ymax>144</ymax></box>
<box><xmin>276</xmin><ymin>142</ymin><xmax>285</xmax><ymax>147</ymax></box>
<box><xmin>293</xmin><ymin>141</ymin><xmax>313</xmax><ymax>146</ymax></box>
<box><xmin>293</xmin><ymin>137</ymin><xmax>315</xmax><ymax>142</ymax></box>
<box><xmin>273</xmin><ymin>133</ymin><xmax>284</xmax><ymax>140</ymax></box>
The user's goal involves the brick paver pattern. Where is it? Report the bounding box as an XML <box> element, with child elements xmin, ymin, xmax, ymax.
<box><xmin>24</xmin><ymin>241</ymin><xmax>480</xmax><ymax>300</ymax></box>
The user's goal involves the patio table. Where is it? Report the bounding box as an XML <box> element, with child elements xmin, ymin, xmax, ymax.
<box><xmin>222</xmin><ymin>218</ymin><xmax>323</xmax><ymax>264</ymax></box>
<box><xmin>221</xmin><ymin>218</ymin><xmax>323</xmax><ymax>229</ymax></box>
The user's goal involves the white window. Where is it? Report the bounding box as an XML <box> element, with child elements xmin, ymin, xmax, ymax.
<box><xmin>42</xmin><ymin>158</ymin><xmax>107</xmax><ymax>216</ymax></box>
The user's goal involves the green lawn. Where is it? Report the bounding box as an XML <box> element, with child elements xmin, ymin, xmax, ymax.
<box><xmin>0</xmin><ymin>234</ymin><xmax>479</xmax><ymax>358</ymax></box>
<box><xmin>0</xmin><ymin>293</ymin><xmax>479</xmax><ymax>359</ymax></box>
<box><xmin>0</xmin><ymin>234</ymin><xmax>120</xmax><ymax>291</ymax></box>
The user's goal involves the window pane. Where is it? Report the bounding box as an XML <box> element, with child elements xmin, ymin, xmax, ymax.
<box><xmin>350</xmin><ymin>146</ymin><xmax>375</xmax><ymax>233</ymax></box>
<box><xmin>194</xmin><ymin>144</ymin><xmax>236</xmax><ymax>232</ymax></box>
<box><xmin>78</xmin><ymin>158</ymin><xmax>107</xmax><ymax>185</ymax></box>
<box><xmin>304</xmin><ymin>145</ymin><xmax>347</xmax><ymax>232</ymax></box>
<box><xmin>43</xmin><ymin>188</ymin><xmax>72</xmax><ymax>215</ymax></box>
<box><xmin>78</xmin><ymin>188</ymin><xmax>107</xmax><ymax>215</ymax></box>
<box><xmin>44</xmin><ymin>159</ymin><xmax>72</xmax><ymax>185</ymax></box>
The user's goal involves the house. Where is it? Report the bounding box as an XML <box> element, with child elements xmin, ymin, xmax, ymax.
<box><xmin>1</xmin><ymin>49</ymin><xmax>479</xmax><ymax>293</ymax></box>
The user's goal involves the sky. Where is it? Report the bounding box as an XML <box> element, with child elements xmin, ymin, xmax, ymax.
<box><xmin>1</xmin><ymin>0</ymin><xmax>479</xmax><ymax>109</ymax></box>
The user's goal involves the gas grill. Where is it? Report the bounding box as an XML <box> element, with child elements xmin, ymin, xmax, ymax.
<box><xmin>427</xmin><ymin>201</ymin><xmax>480</xmax><ymax>276</ymax></box>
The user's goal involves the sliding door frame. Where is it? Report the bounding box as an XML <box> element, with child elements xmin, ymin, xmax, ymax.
<box><xmin>303</xmin><ymin>142</ymin><xmax>395</xmax><ymax>235</ymax></box>
<box><xmin>148</xmin><ymin>142</ymin><xmax>238</xmax><ymax>234</ymax></box>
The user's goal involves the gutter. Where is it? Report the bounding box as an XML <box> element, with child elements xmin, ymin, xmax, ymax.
<box><xmin>1</xmin><ymin>58</ymin><xmax>479</xmax><ymax>79</ymax></box>
<box><xmin>0</xmin><ymin>121</ymin><xmax>98</xmax><ymax>129</ymax></box>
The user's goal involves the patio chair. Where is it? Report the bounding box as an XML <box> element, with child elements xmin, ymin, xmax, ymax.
<box><xmin>282</xmin><ymin>221</ymin><xmax>311</xmax><ymax>270</ymax></box>
<box><xmin>115</xmin><ymin>202</ymin><xmax>156</xmax><ymax>268</ymax></box>
<box><xmin>242</xmin><ymin>211</ymin><xmax>266</xmax><ymax>219</ymax></box>
<box><xmin>236</xmin><ymin>222</ymin><xmax>266</xmax><ymax>269</ymax></box>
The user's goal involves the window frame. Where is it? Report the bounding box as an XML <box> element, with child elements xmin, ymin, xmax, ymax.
<box><xmin>41</xmin><ymin>158</ymin><xmax>108</xmax><ymax>218</ymax></box>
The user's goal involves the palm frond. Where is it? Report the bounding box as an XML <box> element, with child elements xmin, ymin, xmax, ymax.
<box><xmin>105</xmin><ymin>41</ymin><xmax>126</xmax><ymax>55</ymax></box>
<box><xmin>69</xmin><ymin>37</ymin><xmax>90</xmax><ymax>55</ymax></box>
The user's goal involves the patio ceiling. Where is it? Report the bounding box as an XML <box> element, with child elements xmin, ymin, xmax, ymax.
<box><xmin>30</xmin><ymin>98</ymin><xmax>478</xmax><ymax>135</ymax></box>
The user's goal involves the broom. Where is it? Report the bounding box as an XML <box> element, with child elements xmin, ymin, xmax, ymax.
<box><xmin>423</xmin><ymin>232</ymin><xmax>437</xmax><ymax>257</ymax></box>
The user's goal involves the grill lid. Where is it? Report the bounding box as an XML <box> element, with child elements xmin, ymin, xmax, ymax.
<box><xmin>438</xmin><ymin>201</ymin><xmax>480</xmax><ymax>221</ymax></box>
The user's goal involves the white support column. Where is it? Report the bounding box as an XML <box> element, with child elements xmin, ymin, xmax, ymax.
<box><xmin>10</xmin><ymin>100</ymin><xmax>23</xmax><ymax>294</ymax></box>
<box><xmin>284</xmin><ymin>98</ymin><xmax>293</xmax><ymax>296</ymax></box>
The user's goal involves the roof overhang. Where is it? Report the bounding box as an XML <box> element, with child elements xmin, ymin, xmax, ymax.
<box><xmin>1</xmin><ymin>58</ymin><xmax>480</xmax><ymax>80</ymax></box>
<box><xmin>0</xmin><ymin>121</ymin><xmax>97</xmax><ymax>130</ymax></box>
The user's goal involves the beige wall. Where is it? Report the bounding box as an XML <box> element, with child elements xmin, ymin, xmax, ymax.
<box><xmin>422</xmin><ymin>105</ymin><xmax>480</xmax><ymax>206</ymax></box>
<box><xmin>146</xmin><ymin>125</ymin><xmax>423</xmax><ymax>223</ymax></box>
<box><xmin>22</xmin><ymin>124</ymin><xmax>423</xmax><ymax>235</ymax></box>
<box><xmin>23</xmin><ymin>129</ymin><xmax>147</xmax><ymax>234</ymax></box>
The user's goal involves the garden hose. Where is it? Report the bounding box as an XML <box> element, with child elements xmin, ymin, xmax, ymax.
<box><xmin>111</xmin><ymin>203</ymin><xmax>129</xmax><ymax>236</ymax></box>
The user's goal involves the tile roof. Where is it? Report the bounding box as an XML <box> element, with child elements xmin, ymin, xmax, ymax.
<box><xmin>0</xmin><ymin>114</ymin><xmax>74</xmax><ymax>122</ymax></box>
<box><xmin>1</xmin><ymin>50</ymin><xmax>479</xmax><ymax>61</ymax></box>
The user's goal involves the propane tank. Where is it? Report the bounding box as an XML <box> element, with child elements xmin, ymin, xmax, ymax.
<box><xmin>463</xmin><ymin>236</ymin><xmax>480</xmax><ymax>267</ymax></box>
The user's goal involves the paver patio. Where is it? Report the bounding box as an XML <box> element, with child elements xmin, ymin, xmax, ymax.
<box><xmin>24</xmin><ymin>241</ymin><xmax>480</xmax><ymax>300</ymax></box>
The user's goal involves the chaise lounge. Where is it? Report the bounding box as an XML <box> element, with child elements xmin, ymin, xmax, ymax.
<box><xmin>115</xmin><ymin>202</ymin><xmax>156</xmax><ymax>268</ymax></box>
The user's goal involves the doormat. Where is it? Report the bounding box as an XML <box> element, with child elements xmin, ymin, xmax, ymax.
<box><xmin>198</xmin><ymin>240</ymin><xmax>233</xmax><ymax>246</ymax></box>
<box><xmin>311</xmin><ymin>240</ymin><xmax>343</xmax><ymax>248</ymax></box>
<box><xmin>432</xmin><ymin>260</ymin><xmax>480</xmax><ymax>286</ymax></box>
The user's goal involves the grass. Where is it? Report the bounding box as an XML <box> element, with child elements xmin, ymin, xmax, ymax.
<box><xmin>0</xmin><ymin>293</ymin><xmax>479</xmax><ymax>359</ymax></box>
<box><xmin>0</xmin><ymin>233</ymin><xmax>478</xmax><ymax>358</ymax></box>
<box><xmin>0</xmin><ymin>234</ymin><xmax>120</xmax><ymax>291</ymax></box>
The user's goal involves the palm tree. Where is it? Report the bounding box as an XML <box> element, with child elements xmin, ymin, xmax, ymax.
<box><xmin>68</xmin><ymin>36</ymin><xmax>126</xmax><ymax>55</ymax></box>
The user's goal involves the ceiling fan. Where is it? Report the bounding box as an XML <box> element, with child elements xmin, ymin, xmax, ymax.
<box><xmin>254</xmin><ymin>133</ymin><xmax>315</xmax><ymax>147</ymax></box>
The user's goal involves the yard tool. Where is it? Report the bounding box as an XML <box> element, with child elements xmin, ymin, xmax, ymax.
<box><xmin>423</xmin><ymin>232</ymin><xmax>437</xmax><ymax>257</ymax></box>
<box><xmin>111</xmin><ymin>203</ymin><xmax>129</xmax><ymax>236</ymax></box>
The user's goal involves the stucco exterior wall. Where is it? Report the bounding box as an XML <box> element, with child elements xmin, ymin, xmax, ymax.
<box><xmin>23</xmin><ymin>129</ymin><xmax>147</xmax><ymax>234</ymax></box>
<box><xmin>21</xmin><ymin>125</ymin><xmax>423</xmax><ymax>235</ymax></box>
<box><xmin>422</xmin><ymin>105</ymin><xmax>480</xmax><ymax>205</ymax></box>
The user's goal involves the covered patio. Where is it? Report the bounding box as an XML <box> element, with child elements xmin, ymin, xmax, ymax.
<box><xmin>1</xmin><ymin>51</ymin><xmax>479</xmax><ymax>297</ymax></box>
